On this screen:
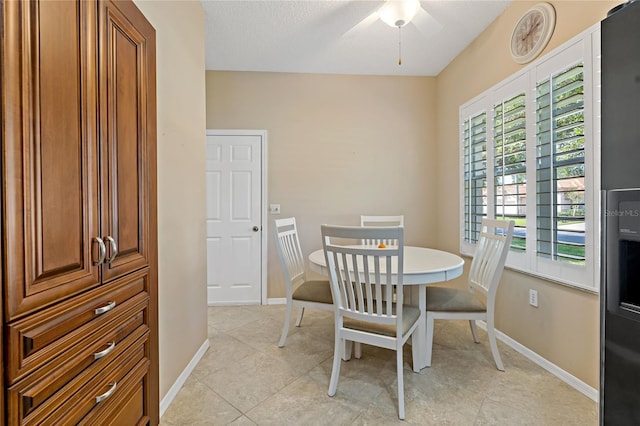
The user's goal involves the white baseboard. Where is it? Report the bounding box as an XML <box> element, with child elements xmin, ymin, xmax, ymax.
<box><xmin>208</xmin><ymin>301</ymin><xmax>261</xmax><ymax>306</ymax></box>
<box><xmin>207</xmin><ymin>298</ymin><xmax>285</xmax><ymax>306</ymax></box>
<box><xmin>207</xmin><ymin>297</ymin><xmax>287</xmax><ymax>306</ymax></box>
<box><xmin>476</xmin><ymin>321</ymin><xmax>598</xmax><ymax>402</ymax></box>
<box><xmin>159</xmin><ymin>339</ymin><xmax>210</xmax><ymax>418</ymax></box>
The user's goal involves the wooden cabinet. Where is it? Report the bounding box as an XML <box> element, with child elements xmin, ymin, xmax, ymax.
<box><xmin>1</xmin><ymin>0</ymin><xmax>158</xmax><ymax>424</ymax></box>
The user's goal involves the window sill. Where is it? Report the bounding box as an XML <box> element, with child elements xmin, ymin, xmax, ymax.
<box><xmin>459</xmin><ymin>253</ymin><xmax>600</xmax><ymax>295</ymax></box>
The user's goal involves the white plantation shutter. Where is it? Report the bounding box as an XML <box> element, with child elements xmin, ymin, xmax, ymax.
<box><xmin>493</xmin><ymin>92</ymin><xmax>527</xmax><ymax>253</ymax></box>
<box><xmin>463</xmin><ymin>112</ymin><xmax>487</xmax><ymax>244</ymax></box>
<box><xmin>536</xmin><ymin>63</ymin><xmax>586</xmax><ymax>265</ymax></box>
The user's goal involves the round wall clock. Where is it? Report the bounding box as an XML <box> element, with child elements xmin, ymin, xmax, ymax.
<box><xmin>510</xmin><ymin>3</ymin><xmax>556</xmax><ymax>64</ymax></box>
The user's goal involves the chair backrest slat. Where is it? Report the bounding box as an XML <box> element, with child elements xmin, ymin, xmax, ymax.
<box><xmin>322</xmin><ymin>225</ymin><xmax>404</xmax><ymax>327</ymax></box>
<box><xmin>354</xmin><ymin>253</ymin><xmax>366</xmax><ymax>312</ymax></box>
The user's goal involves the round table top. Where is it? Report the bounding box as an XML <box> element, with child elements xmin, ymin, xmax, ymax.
<box><xmin>308</xmin><ymin>246</ymin><xmax>465</xmax><ymax>285</ymax></box>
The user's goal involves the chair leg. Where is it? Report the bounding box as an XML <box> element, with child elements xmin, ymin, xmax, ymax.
<box><xmin>295</xmin><ymin>307</ymin><xmax>305</xmax><ymax>327</ymax></box>
<box><xmin>425</xmin><ymin>313</ymin><xmax>435</xmax><ymax>367</ymax></box>
<box><xmin>278</xmin><ymin>302</ymin><xmax>293</xmax><ymax>348</ymax></box>
<box><xmin>396</xmin><ymin>344</ymin><xmax>405</xmax><ymax>420</ymax></box>
<box><xmin>328</xmin><ymin>336</ymin><xmax>344</xmax><ymax>397</ymax></box>
<box><xmin>342</xmin><ymin>341</ymin><xmax>361</xmax><ymax>360</ymax></box>
<box><xmin>411</xmin><ymin>332</ymin><xmax>420</xmax><ymax>373</ymax></box>
<box><xmin>487</xmin><ymin>319</ymin><xmax>504</xmax><ymax>371</ymax></box>
<box><xmin>469</xmin><ymin>320</ymin><xmax>480</xmax><ymax>343</ymax></box>
<box><xmin>342</xmin><ymin>340</ymin><xmax>352</xmax><ymax>361</ymax></box>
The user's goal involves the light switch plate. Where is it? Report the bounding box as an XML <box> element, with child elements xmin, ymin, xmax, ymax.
<box><xmin>529</xmin><ymin>289</ymin><xmax>538</xmax><ymax>308</ymax></box>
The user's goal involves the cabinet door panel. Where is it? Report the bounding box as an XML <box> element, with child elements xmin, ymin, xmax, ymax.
<box><xmin>2</xmin><ymin>0</ymin><xmax>100</xmax><ymax>319</ymax></box>
<box><xmin>99</xmin><ymin>0</ymin><xmax>155</xmax><ymax>283</ymax></box>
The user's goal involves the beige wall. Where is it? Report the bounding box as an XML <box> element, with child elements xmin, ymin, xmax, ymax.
<box><xmin>436</xmin><ymin>1</ymin><xmax>618</xmax><ymax>389</ymax></box>
<box><xmin>134</xmin><ymin>0</ymin><xmax>208</xmax><ymax>401</ymax></box>
<box><xmin>206</xmin><ymin>72</ymin><xmax>438</xmax><ymax>298</ymax></box>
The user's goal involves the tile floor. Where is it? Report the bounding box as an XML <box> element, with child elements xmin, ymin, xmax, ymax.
<box><xmin>160</xmin><ymin>305</ymin><xmax>598</xmax><ymax>425</ymax></box>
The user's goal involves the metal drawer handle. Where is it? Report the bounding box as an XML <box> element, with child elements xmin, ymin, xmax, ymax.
<box><xmin>93</xmin><ymin>341</ymin><xmax>116</xmax><ymax>360</ymax></box>
<box><xmin>105</xmin><ymin>236</ymin><xmax>118</xmax><ymax>263</ymax></box>
<box><xmin>93</xmin><ymin>237</ymin><xmax>106</xmax><ymax>265</ymax></box>
<box><xmin>95</xmin><ymin>382</ymin><xmax>117</xmax><ymax>403</ymax></box>
<box><xmin>94</xmin><ymin>301</ymin><xmax>116</xmax><ymax>315</ymax></box>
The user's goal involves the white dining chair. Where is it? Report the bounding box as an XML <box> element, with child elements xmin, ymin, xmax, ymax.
<box><xmin>360</xmin><ymin>215</ymin><xmax>404</xmax><ymax>246</ymax></box>
<box><xmin>425</xmin><ymin>218</ymin><xmax>514</xmax><ymax>371</ymax></box>
<box><xmin>321</xmin><ymin>224</ymin><xmax>421</xmax><ymax>420</ymax></box>
<box><xmin>274</xmin><ymin>217</ymin><xmax>333</xmax><ymax>348</ymax></box>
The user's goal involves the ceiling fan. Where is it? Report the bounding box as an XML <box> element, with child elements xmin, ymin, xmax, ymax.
<box><xmin>343</xmin><ymin>0</ymin><xmax>443</xmax><ymax>65</ymax></box>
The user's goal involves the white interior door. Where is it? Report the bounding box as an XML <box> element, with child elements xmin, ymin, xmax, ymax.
<box><xmin>206</xmin><ymin>130</ymin><xmax>265</xmax><ymax>305</ymax></box>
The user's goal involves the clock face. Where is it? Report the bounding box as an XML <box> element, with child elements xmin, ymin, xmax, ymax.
<box><xmin>510</xmin><ymin>3</ymin><xmax>556</xmax><ymax>64</ymax></box>
<box><xmin>512</xmin><ymin>11</ymin><xmax>544</xmax><ymax>56</ymax></box>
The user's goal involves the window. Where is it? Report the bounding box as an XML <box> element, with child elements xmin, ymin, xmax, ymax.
<box><xmin>460</xmin><ymin>25</ymin><xmax>600</xmax><ymax>291</ymax></box>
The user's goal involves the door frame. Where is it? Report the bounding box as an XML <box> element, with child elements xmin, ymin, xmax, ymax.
<box><xmin>206</xmin><ymin>129</ymin><xmax>268</xmax><ymax>305</ymax></box>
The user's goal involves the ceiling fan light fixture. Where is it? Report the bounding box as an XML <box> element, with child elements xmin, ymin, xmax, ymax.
<box><xmin>378</xmin><ymin>0</ymin><xmax>420</xmax><ymax>28</ymax></box>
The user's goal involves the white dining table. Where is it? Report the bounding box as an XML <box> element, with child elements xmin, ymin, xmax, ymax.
<box><xmin>308</xmin><ymin>246</ymin><xmax>465</xmax><ymax>370</ymax></box>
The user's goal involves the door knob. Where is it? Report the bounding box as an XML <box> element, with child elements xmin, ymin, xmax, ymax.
<box><xmin>253</xmin><ymin>226</ymin><xmax>260</xmax><ymax>232</ymax></box>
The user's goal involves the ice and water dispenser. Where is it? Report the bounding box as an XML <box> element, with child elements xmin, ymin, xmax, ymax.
<box><xmin>605</xmin><ymin>190</ymin><xmax>640</xmax><ymax>319</ymax></box>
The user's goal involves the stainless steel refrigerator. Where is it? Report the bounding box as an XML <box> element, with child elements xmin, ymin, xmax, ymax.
<box><xmin>601</xmin><ymin>1</ymin><xmax>640</xmax><ymax>424</ymax></box>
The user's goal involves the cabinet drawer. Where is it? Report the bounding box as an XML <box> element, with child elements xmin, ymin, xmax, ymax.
<box><xmin>79</xmin><ymin>359</ymin><xmax>150</xmax><ymax>426</ymax></box>
<box><xmin>19</xmin><ymin>332</ymin><xmax>149</xmax><ymax>426</ymax></box>
<box><xmin>7</xmin><ymin>301</ymin><xmax>149</xmax><ymax>423</ymax></box>
<box><xmin>6</xmin><ymin>269</ymin><xmax>150</xmax><ymax>383</ymax></box>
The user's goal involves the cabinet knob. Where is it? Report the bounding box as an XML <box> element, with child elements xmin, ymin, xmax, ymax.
<box><xmin>253</xmin><ymin>226</ymin><xmax>260</xmax><ymax>232</ymax></box>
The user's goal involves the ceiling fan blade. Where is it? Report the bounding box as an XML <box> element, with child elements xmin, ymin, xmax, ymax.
<box><xmin>342</xmin><ymin>10</ymin><xmax>380</xmax><ymax>39</ymax></box>
<box><xmin>412</xmin><ymin>7</ymin><xmax>443</xmax><ymax>38</ymax></box>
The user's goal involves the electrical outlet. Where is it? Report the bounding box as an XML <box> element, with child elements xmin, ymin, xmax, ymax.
<box><xmin>269</xmin><ymin>204</ymin><xmax>281</xmax><ymax>214</ymax></box>
<box><xmin>529</xmin><ymin>289</ymin><xmax>538</xmax><ymax>308</ymax></box>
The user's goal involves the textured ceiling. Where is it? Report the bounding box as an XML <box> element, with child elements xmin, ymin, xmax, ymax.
<box><xmin>201</xmin><ymin>0</ymin><xmax>512</xmax><ymax>77</ymax></box>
